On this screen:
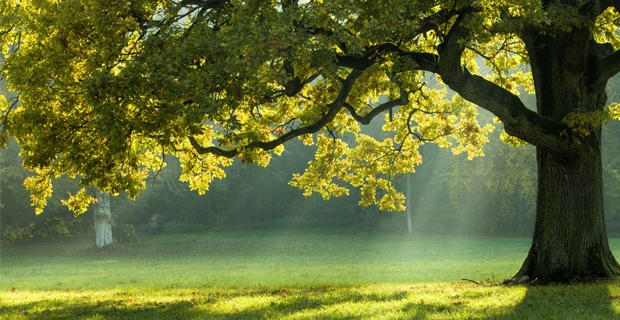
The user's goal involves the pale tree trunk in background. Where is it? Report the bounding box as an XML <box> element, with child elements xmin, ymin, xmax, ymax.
<box><xmin>406</xmin><ymin>173</ymin><xmax>413</xmax><ymax>234</ymax></box>
<box><xmin>94</xmin><ymin>190</ymin><xmax>113</xmax><ymax>248</ymax></box>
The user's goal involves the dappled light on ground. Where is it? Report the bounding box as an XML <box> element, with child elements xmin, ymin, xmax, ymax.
<box><xmin>0</xmin><ymin>284</ymin><xmax>517</xmax><ymax>319</ymax></box>
<box><xmin>2</xmin><ymin>283</ymin><xmax>620</xmax><ymax>319</ymax></box>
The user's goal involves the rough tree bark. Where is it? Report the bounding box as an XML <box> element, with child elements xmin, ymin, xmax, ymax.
<box><xmin>94</xmin><ymin>190</ymin><xmax>113</xmax><ymax>248</ymax></box>
<box><xmin>511</xmin><ymin>28</ymin><xmax>620</xmax><ymax>282</ymax></box>
<box><xmin>514</xmin><ymin>133</ymin><xmax>620</xmax><ymax>281</ymax></box>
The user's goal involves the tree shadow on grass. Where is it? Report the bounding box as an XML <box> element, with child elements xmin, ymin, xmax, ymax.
<box><xmin>1</xmin><ymin>287</ymin><xmax>426</xmax><ymax>320</ymax></box>
<box><xmin>1</xmin><ymin>299</ymin><xmax>197</xmax><ymax>320</ymax></box>
<box><xmin>396</xmin><ymin>282</ymin><xmax>620</xmax><ymax>319</ymax></box>
<box><xmin>2</xmin><ymin>283</ymin><xmax>619</xmax><ymax>319</ymax></box>
<box><xmin>479</xmin><ymin>282</ymin><xmax>619</xmax><ymax>320</ymax></box>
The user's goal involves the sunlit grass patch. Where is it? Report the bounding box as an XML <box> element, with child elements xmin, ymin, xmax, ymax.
<box><xmin>2</xmin><ymin>230</ymin><xmax>620</xmax><ymax>318</ymax></box>
<box><xmin>4</xmin><ymin>282</ymin><xmax>620</xmax><ymax>319</ymax></box>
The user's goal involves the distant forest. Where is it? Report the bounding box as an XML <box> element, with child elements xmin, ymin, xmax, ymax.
<box><xmin>2</xmin><ymin>76</ymin><xmax>620</xmax><ymax>241</ymax></box>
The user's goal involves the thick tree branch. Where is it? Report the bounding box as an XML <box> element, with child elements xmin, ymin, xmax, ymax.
<box><xmin>282</xmin><ymin>61</ymin><xmax>319</xmax><ymax>97</ymax></box>
<box><xmin>180</xmin><ymin>0</ymin><xmax>228</xmax><ymax>8</ymax></box>
<box><xmin>189</xmin><ymin>70</ymin><xmax>363</xmax><ymax>156</ymax></box>
<box><xmin>597</xmin><ymin>48</ymin><xmax>620</xmax><ymax>84</ymax></box>
<box><xmin>336</xmin><ymin>43</ymin><xmax>438</xmax><ymax>72</ymax></box>
<box><xmin>436</xmin><ymin>10</ymin><xmax>574</xmax><ymax>158</ymax></box>
<box><xmin>578</xmin><ymin>1</ymin><xmax>620</xmax><ymax>83</ymax></box>
<box><xmin>335</xmin><ymin>9</ymin><xmax>455</xmax><ymax>71</ymax></box>
<box><xmin>403</xmin><ymin>9</ymin><xmax>459</xmax><ymax>43</ymax></box>
<box><xmin>578</xmin><ymin>0</ymin><xmax>618</xmax><ymax>17</ymax></box>
<box><xmin>189</xmin><ymin>7</ymin><xmax>583</xmax><ymax>160</ymax></box>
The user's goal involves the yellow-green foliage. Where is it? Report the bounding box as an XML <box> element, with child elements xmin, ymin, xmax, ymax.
<box><xmin>0</xmin><ymin>0</ymin><xmax>618</xmax><ymax>214</ymax></box>
<box><xmin>562</xmin><ymin>110</ymin><xmax>611</xmax><ymax>137</ymax></box>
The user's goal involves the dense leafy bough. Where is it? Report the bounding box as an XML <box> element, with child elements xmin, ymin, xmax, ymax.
<box><xmin>1</xmin><ymin>0</ymin><xmax>620</xmax><ymax>282</ymax></box>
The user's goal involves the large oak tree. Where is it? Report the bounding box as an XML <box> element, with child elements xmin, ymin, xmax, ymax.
<box><xmin>1</xmin><ymin>0</ymin><xmax>620</xmax><ymax>282</ymax></box>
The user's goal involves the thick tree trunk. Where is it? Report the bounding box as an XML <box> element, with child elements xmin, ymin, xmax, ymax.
<box><xmin>94</xmin><ymin>190</ymin><xmax>113</xmax><ymax>248</ymax></box>
<box><xmin>433</xmin><ymin>8</ymin><xmax>620</xmax><ymax>283</ymax></box>
<box><xmin>514</xmin><ymin>133</ymin><xmax>620</xmax><ymax>282</ymax></box>
<box><xmin>513</xmin><ymin>29</ymin><xmax>620</xmax><ymax>282</ymax></box>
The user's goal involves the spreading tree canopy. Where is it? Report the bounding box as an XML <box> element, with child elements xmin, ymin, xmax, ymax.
<box><xmin>1</xmin><ymin>0</ymin><xmax>620</xmax><ymax>282</ymax></box>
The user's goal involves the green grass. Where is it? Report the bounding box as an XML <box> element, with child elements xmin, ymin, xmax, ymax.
<box><xmin>1</xmin><ymin>230</ymin><xmax>620</xmax><ymax>319</ymax></box>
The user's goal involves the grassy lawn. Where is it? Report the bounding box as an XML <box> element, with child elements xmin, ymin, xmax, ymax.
<box><xmin>1</xmin><ymin>229</ymin><xmax>620</xmax><ymax>319</ymax></box>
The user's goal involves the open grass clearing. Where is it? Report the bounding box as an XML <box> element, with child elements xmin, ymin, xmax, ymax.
<box><xmin>2</xmin><ymin>230</ymin><xmax>620</xmax><ymax>318</ymax></box>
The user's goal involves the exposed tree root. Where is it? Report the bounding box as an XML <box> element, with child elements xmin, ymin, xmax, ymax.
<box><xmin>461</xmin><ymin>278</ymin><xmax>483</xmax><ymax>285</ymax></box>
<box><xmin>462</xmin><ymin>275</ymin><xmax>534</xmax><ymax>286</ymax></box>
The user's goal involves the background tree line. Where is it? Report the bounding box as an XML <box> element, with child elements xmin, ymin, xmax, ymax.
<box><xmin>2</xmin><ymin>79</ymin><xmax>620</xmax><ymax>243</ymax></box>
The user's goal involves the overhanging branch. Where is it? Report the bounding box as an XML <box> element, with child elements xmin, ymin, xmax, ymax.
<box><xmin>435</xmin><ymin>9</ymin><xmax>574</xmax><ymax>158</ymax></box>
<box><xmin>336</xmin><ymin>43</ymin><xmax>439</xmax><ymax>73</ymax></box>
<box><xmin>189</xmin><ymin>69</ymin><xmax>363</xmax><ymax>156</ymax></box>
<box><xmin>598</xmin><ymin>49</ymin><xmax>620</xmax><ymax>84</ymax></box>
<box><xmin>579</xmin><ymin>0</ymin><xmax>618</xmax><ymax>17</ymax></box>
<box><xmin>334</xmin><ymin>9</ymin><xmax>455</xmax><ymax>72</ymax></box>
<box><xmin>179</xmin><ymin>0</ymin><xmax>229</xmax><ymax>8</ymax></box>
<box><xmin>189</xmin><ymin>6</ymin><xmax>582</xmax><ymax>160</ymax></box>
